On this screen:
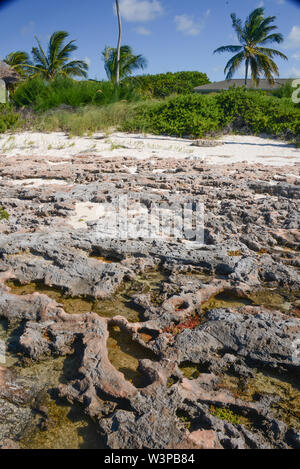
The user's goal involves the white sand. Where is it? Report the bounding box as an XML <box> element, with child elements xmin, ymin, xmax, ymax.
<box><xmin>10</xmin><ymin>178</ymin><xmax>69</xmax><ymax>188</ymax></box>
<box><xmin>0</xmin><ymin>131</ymin><xmax>299</xmax><ymax>166</ymax></box>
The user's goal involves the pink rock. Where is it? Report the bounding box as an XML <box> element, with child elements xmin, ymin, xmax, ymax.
<box><xmin>188</xmin><ymin>430</ymin><xmax>222</xmax><ymax>449</ymax></box>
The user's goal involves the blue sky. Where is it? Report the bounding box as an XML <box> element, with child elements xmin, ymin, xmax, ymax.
<box><xmin>0</xmin><ymin>0</ymin><xmax>299</xmax><ymax>81</ymax></box>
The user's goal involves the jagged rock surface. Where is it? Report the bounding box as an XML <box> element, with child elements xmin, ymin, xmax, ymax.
<box><xmin>0</xmin><ymin>153</ymin><xmax>299</xmax><ymax>449</ymax></box>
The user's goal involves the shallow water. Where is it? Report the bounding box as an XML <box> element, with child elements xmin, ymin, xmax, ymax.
<box><xmin>201</xmin><ymin>289</ymin><xmax>300</xmax><ymax>316</ymax></box>
<box><xmin>6</xmin><ymin>280</ymin><xmax>142</xmax><ymax>322</ymax></box>
<box><xmin>179</xmin><ymin>361</ymin><xmax>210</xmax><ymax>380</ymax></box>
<box><xmin>6</xmin><ymin>270</ymin><xmax>168</xmax><ymax>322</ymax></box>
<box><xmin>201</xmin><ymin>291</ymin><xmax>253</xmax><ymax>312</ymax></box>
<box><xmin>107</xmin><ymin>325</ymin><xmax>158</xmax><ymax>388</ymax></box>
<box><xmin>0</xmin><ymin>338</ymin><xmax>105</xmax><ymax>451</ymax></box>
<box><xmin>0</xmin><ymin>319</ymin><xmax>21</xmax><ymax>367</ymax></box>
<box><xmin>220</xmin><ymin>371</ymin><xmax>300</xmax><ymax>431</ymax></box>
<box><xmin>20</xmin><ymin>393</ymin><xmax>105</xmax><ymax>450</ymax></box>
<box><xmin>17</xmin><ymin>357</ymin><xmax>105</xmax><ymax>449</ymax></box>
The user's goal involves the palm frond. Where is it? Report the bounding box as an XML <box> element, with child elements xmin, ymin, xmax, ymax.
<box><xmin>4</xmin><ymin>51</ymin><xmax>32</xmax><ymax>76</ymax></box>
<box><xmin>260</xmin><ymin>33</ymin><xmax>284</xmax><ymax>45</ymax></box>
<box><xmin>31</xmin><ymin>31</ymin><xmax>87</xmax><ymax>80</ymax></box>
<box><xmin>102</xmin><ymin>45</ymin><xmax>147</xmax><ymax>82</ymax></box>
<box><xmin>224</xmin><ymin>51</ymin><xmax>245</xmax><ymax>80</ymax></box>
<box><xmin>230</xmin><ymin>13</ymin><xmax>244</xmax><ymax>43</ymax></box>
<box><xmin>257</xmin><ymin>47</ymin><xmax>288</xmax><ymax>60</ymax></box>
<box><xmin>61</xmin><ymin>60</ymin><xmax>88</xmax><ymax>78</ymax></box>
<box><xmin>214</xmin><ymin>45</ymin><xmax>243</xmax><ymax>54</ymax></box>
<box><xmin>33</xmin><ymin>36</ymin><xmax>49</xmax><ymax>68</ymax></box>
<box><xmin>48</xmin><ymin>31</ymin><xmax>69</xmax><ymax>64</ymax></box>
<box><xmin>249</xmin><ymin>57</ymin><xmax>260</xmax><ymax>86</ymax></box>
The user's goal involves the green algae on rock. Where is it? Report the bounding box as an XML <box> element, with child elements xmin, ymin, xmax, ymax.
<box><xmin>16</xmin><ymin>357</ymin><xmax>105</xmax><ymax>449</ymax></box>
<box><xmin>107</xmin><ymin>325</ymin><xmax>158</xmax><ymax>388</ymax></box>
<box><xmin>20</xmin><ymin>393</ymin><xmax>105</xmax><ymax>450</ymax></box>
<box><xmin>179</xmin><ymin>361</ymin><xmax>210</xmax><ymax>380</ymax></box>
<box><xmin>201</xmin><ymin>291</ymin><xmax>253</xmax><ymax>312</ymax></box>
<box><xmin>220</xmin><ymin>371</ymin><xmax>300</xmax><ymax>431</ymax></box>
<box><xmin>209</xmin><ymin>405</ymin><xmax>252</xmax><ymax>427</ymax></box>
<box><xmin>5</xmin><ymin>279</ymin><xmax>142</xmax><ymax>322</ymax></box>
<box><xmin>201</xmin><ymin>288</ymin><xmax>300</xmax><ymax>316</ymax></box>
<box><xmin>5</xmin><ymin>270</ymin><xmax>169</xmax><ymax>322</ymax></box>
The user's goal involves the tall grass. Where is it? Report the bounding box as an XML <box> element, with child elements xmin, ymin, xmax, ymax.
<box><xmin>27</xmin><ymin>102</ymin><xmax>146</xmax><ymax>136</ymax></box>
<box><xmin>12</xmin><ymin>76</ymin><xmax>143</xmax><ymax>111</ymax></box>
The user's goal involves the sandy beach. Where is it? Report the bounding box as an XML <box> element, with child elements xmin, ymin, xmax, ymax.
<box><xmin>0</xmin><ymin>131</ymin><xmax>299</xmax><ymax>167</ymax></box>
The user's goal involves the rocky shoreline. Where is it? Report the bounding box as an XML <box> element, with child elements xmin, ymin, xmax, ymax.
<box><xmin>0</xmin><ymin>145</ymin><xmax>299</xmax><ymax>449</ymax></box>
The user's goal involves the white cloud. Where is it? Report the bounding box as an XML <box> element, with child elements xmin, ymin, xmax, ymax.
<box><xmin>292</xmin><ymin>52</ymin><xmax>300</xmax><ymax>60</ymax></box>
<box><xmin>84</xmin><ymin>57</ymin><xmax>91</xmax><ymax>67</ymax></box>
<box><xmin>134</xmin><ymin>26</ymin><xmax>151</xmax><ymax>35</ymax></box>
<box><xmin>21</xmin><ymin>21</ymin><xmax>35</xmax><ymax>36</ymax></box>
<box><xmin>289</xmin><ymin>67</ymin><xmax>300</xmax><ymax>77</ymax></box>
<box><xmin>119</xmin><ymin>0</ymin><xmax>163</xmax><ymax>22</ymax></box>
<box><xmin>174</xmin><ymin>15</ymin><xmax>204</xmax><ymax>37</ymax></box>
<box><xmin>285</xmin><ymin>25</ymin><xmax>300</xmax><ymax>49</ymax></box>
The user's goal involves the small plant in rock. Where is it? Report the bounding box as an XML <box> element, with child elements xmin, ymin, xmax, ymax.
<box><xmin>163</xmin><ymin>313</ymin><xmax>202</xmax><ymax>336</ymax></box>
<box><xmin>210</xmin><ymin>406</ymin><xmax>243</xmax><ymax>425</ymax></box>
<box><xmin>0</xmin><ymin>207</ymin><xmax>10</xmax><ymax>221</ymax></box>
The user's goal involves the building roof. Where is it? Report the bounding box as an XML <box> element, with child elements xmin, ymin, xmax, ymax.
<box><xmin>0</xmin><ymin>61</ymin><xmax>19</xmax><ymax>84</ymax></box>
<box><xmin>194</xmin><ymin>78</ymin><xmax>294</xmax><ymax>93</ymax></box>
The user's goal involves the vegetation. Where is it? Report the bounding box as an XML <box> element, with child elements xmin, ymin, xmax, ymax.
<box><xmin>0</xmin><ymin>207</ymin><xmax>10</xmax><ymax>221</ymax></box>
<box><xmin>121</xmin><ymin>88</ymin><xmax>300</xmax><ymax>140</ymax></box>
<box><xmin>125</xmin><ymin>71</ymin><xmax>210</xmax><ymax>98</ymax></box>
<box><xmin>209</xmin><ymin>406</ymin><xmax>245</xmax><ymax>426</ymax></box>
<box><xmin>163</xmin><ymin>313</ymin><xmax>203</xmax><ymax>336</ymax></box>
<box><xmin>121</xmin><ymin>93</ymin><xmax>224</xmax><ymax>137</ymax></box>
<box><xmin>23</xmin><ymin>102</ymin><xmax>139</xmax><ymax>136</ymax></box>
<box><xmin>272</xmin><ymin>80</ymin><xmax>294</xmax><ymax>99</ymax></box>
<box><xmin>0</xmin><ymin>6</ymin><xmax>297</xmax><ymax>143</ymax></box>
<box><xmin>214</xmin><ymin>7</ymin><xmax>287</xmax><ymax>85</ymax></box>
<box><xmin>5</xmin><ymin>31</ymin><xmax>88</xmax><ymax>80</ymax></box>
<box><xmin>11</xmin><ymin>76</ymin><xmax>142</xmax><ymax>111</ymax></box>
<box><xmin>4</xmin><ymin>51</ymin><xmax>32</xmax><ymax>77</ymax></box>
<box><xmin>103</xmin><ymin>45</ymin><xmax>147</xmax><ymax>83</ymax></box>
<box><xmin>30</xmin><ymin>31</ymin><xmax>88</xmax><ymax>80</ymax></box>
<box><xmin>1</xmin><ymin>85</ymin><xmax>299</xmax><ymax>140</ymax></box>
<box><xmin>0</xmin><ymin>104</ymin><xmax>21</xmax><ymax>133</ymax></box>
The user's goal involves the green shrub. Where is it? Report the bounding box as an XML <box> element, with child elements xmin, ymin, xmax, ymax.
<box><xmin>12</xmin><ymin>76</ymin><xmax>142</xmax><ymax>111</ymax></box>
<box><xmin>216</xmin><ymin>88</ymin><xmax>300</xmax><ymax>138</ymax></box>
<box><xmin>125</xmin><ymin>71</ymin><xmax>210</xmax><ymax>98</ymax></box>
<box><xmin>122</xmin><ymin>87</ymin><xmax>300</xmax><ymax>139</ymax></box>
<box><xmin>272</xmin><ymin>81</ymin><xmax>294</xmax><ymax>99</ymax></box>
<box><xmin>0</xmin><ymin>104</ymin><xmax>21</xmax><ymax>133</ymax></box>
<box><xmin>122</xmin><ymin>94</ymin><xmax>225</xmax><ymax>137</ymax></box>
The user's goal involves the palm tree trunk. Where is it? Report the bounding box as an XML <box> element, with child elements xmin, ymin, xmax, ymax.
<box><xmin>115</xmin><ymin>0</ymin><xmax>122</xmax><ymax>84</ymax></box>
<box><xmin>245</xmin><ymin>58</ymin><xmax>249</xmax><ymax>86</ymax></box>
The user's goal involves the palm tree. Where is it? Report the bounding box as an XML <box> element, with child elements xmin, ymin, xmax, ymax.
<box><xmin>214</xmin><ymin>7</ymin><xmax>288</xmax><ymax>86</ymax></box>
<box><xmin>4</xmin><ymin>51</ymin><xmax>32</xmax><ymax>77</ymax></box>
<box><xmin>102</xmin><ymin>45</ymin><xmax>147</xmax><ymax>83</ymax></box>
<box><xmin>115</xmin><ymin>0</ymin><xmax>122</xmax><ymax>84</ymax></box>
<box><xmin>30</xmin><ymin>31</ymin><xmax>88</xmax><ymax>80</ymax></box>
